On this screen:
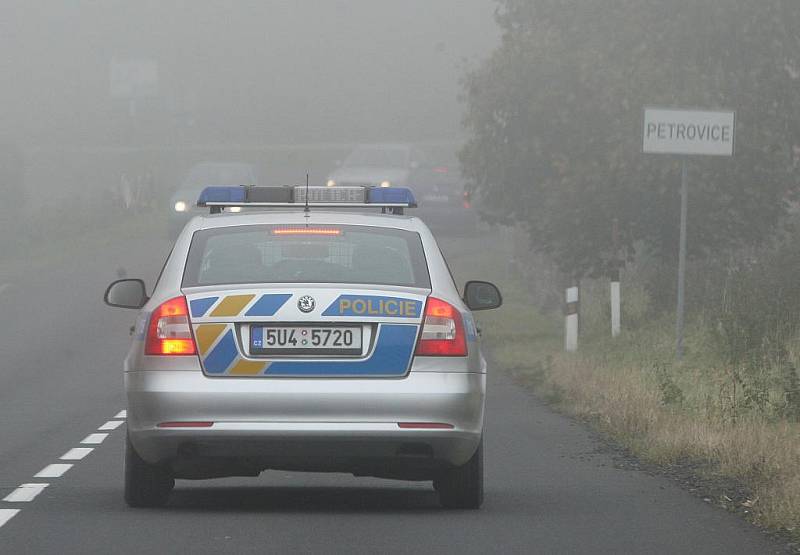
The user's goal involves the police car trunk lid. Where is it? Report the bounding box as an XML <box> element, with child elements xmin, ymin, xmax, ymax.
<box><xmin>184</xmin><ymin>285</ymin><xmax>427</xmax><ymax>378</ymax></box>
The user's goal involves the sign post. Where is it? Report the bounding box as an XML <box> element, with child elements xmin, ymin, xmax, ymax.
<box><xmin>643</xmin><ymin>107</ymin><xmax>735</xmax><ymax>360</ymax></box>
<box><xmin>110</xmin><ymin>58</ymin><xmax>159</xmax><ymax>117</ymax></box>
<box><xmin>675</xmin><ymin>159</ymin><xmax>688</xmax><ymax>358</ymax></box>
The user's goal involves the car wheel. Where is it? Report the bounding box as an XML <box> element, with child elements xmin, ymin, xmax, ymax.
<box><xmin>124</xmin><ymin>434</ymin><xmax>174</xmax><ymax>508</ymax></box>
<box><xmin>435</xmin><ymin>437</ymin><xmax>484</xmax><ymax>509</ymax></box>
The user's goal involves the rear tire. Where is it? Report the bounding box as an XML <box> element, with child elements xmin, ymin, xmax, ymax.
<box><xmin>124</xmin><ymin>434</ymin><xmax>174</xmax><ymax>508</ymax></box>
<box><xmin>435</xmin><ymin>438</ymin><xmax>484</xmax><ymax>509</ymax></box>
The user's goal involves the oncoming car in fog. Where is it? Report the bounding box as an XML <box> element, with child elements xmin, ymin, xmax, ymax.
<box><xmin>104</xmin><ymin>185</ymin><xmax>502</xmax><ymax>509</ymax></box>
<box><xmin>168</xmin><ymin>162</ymin><xmax>259</xmax><ymax>237</ymax></box>
<box><xmin>325</xmin><ymin>143</ymin><xmax>427</xmax><ymax>189</ymax></box>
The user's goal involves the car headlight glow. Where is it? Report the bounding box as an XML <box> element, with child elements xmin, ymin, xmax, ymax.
<box><xmin>326</xmin><ymin>179</ymin><xmax>336</xmax><ymax>187</ymax></box>
<box><xmin>380</xmin><ymin>180</ymin><xmax>391</xmax><ymax>188</ymax></box>
<box><xmin>174</xmin><ymin>201</ymin><xmax>187</xmax><ymax>212</ymax></box>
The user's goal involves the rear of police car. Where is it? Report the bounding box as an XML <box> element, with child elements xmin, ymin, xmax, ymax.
<box><xmin>112</xmin><ymin>186</ymin><xmax>500</xmax><ymax>509</ymax></box>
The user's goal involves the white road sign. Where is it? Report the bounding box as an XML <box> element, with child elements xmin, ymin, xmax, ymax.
<box><xmin>110</xmin><ymin>59</ymin><xmax>158</xmax><ymax>99</ymax></box>
<box><xmin>643</xmin><ymin>108</ymin><xmax>735</xmax><ymax>157</ymax></box>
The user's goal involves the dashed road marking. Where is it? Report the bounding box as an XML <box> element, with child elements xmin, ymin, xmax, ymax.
<box><xmin>0</xmin><ymin>509</ymin><xmax>20</xmax><ymax>529</ymax></box>
<box><xmin>3</xmin><ymin>484</ymin><xmax>49</xmax><ymax>503</ymax></box>
<box><xmin>1</xmin><ymin>409</ymin><xmax>126</xmax><ymax>531</ymax></box>
<box><xmin>60</xmin><ymin>448</ymin><xmax>93</xmax><ymax>461</ymax></box>
<box><xmin>98</xmin><ymin>420</ymin><xmax>124</xmax><ymax>431</ymax></box>
<box><xmin>80</xmin><ymin>433</ymin><xmax>109</xmax><ymax>445</ymax></box>
<box><xmin>34</xmin><ymin>464</ymin><xmax>73</xmax><ymax>479</ymax></box>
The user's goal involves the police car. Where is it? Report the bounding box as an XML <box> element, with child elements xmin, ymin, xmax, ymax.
<box><xmin>104</xmin><ymin>184</ymin><xmax>502</xmax><ymax>509</ymax></box>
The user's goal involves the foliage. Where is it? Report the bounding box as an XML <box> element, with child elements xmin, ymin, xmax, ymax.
<box><xmin>710</xmin><ymin>231</ymin><xmax>800</xmax><ymax>418</ymax></box>
<box><xmin>461</xmin><ymin>0</ymin><xmax>800</xmax><ymax>278</ymax></box>
<box><xmin>653</xmin><ymin>362</ymin><xmax>685</xmax><ymax>406</ymax></box>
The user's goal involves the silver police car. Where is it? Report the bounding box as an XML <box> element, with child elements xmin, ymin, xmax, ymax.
<box><xmin>104</xmin><ymin>185</ymin><xmax>502</xmax><ymax>509</ymax></box>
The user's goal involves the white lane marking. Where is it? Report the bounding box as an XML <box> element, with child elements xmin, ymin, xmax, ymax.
<box><xmin>60</xmin><ymin>447</ymin><xmax>94</xmax><ymax>461</ymax></box>
<box><xmin>3</xmin><ymin>483</ymin><xmax>49</xmax><ymax>503</ymax></box>
<box><xmin>0</xmin><ymin>410</ymin><xmax>127</xmax><ymax>527</ymax></box>
<box><xmin>0</xmin><ymin>509</ymin><xmax>20</xmax><ymax>529</ymax></box>
<box><xmin>80</xmin><ymin>433</ymin><xmax>109</xmax><ymax>445</ymax></box>
<box><xmin>34</xmin><ymin>464</ymin><xmax>72</xmax><ymax>478</ymax></box>
<box><xmin>98</xmin><ymin>420</ymin><xmax>124</xmax><ymax>431</ymax></box>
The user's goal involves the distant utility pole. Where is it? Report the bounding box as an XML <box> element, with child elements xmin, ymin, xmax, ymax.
<box><xmin>642</xmin><ymin>107</ymin><xmax>735</xmax><ymax>360</ymax></box>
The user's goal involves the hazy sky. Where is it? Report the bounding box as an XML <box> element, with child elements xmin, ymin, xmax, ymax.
<box><xmin>1</xmin><ymin>1</ymin><xmax>499</xmax><ymax>146</ymax></box>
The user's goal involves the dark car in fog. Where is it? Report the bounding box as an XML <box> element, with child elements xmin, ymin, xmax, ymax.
<box><xmin>325</xmin><ymin>144</ymin><xmax>476</xmax><ymax>236</ymax></box>
<box><xmin>413</xmin><ymin>152</ymin><xmax>477</xmax><ymax>236</ymax></box>
<box><xmin>169</xmin><ymin>162</ymin><xmax>258</xmax><ymax>237</ymax></box>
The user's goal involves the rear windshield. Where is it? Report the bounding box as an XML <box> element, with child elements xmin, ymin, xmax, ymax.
<box><xmin>182</xmin><ymin>224</ymin><xmax>431</xmax><ymax>288</ymax></box>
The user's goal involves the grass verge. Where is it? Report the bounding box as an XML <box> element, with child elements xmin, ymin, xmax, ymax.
<box><xmin>442</xmin><ymin>231</ymin><xmax>800</xmax><ymax>541</ymax></box>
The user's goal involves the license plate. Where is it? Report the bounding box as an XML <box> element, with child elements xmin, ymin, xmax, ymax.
<box><xmin>250</xmin><ymin>325</ymin><xmax>362</xmax><ymax>355</ymax></box>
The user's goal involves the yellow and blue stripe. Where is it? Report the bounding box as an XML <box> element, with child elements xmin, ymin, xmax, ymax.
<box><xmin>190</xmin><ymin>293</ymin><xmax>292</xmax><ymax>319</ymax></box>
<box><xmin>194</xmin><ymin>322</ymin><xmax>271</xmax><ymax>376</ymax></box>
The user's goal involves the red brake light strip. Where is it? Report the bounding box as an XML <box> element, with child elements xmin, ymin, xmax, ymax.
<box><xmin>272</xmin><ymin>227</ymin><xmax>341</xmax><ymax>236</ymax></box>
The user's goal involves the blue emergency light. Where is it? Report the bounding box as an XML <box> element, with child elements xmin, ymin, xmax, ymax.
<box><xmin>197</xmin><ymin>186</ymin><xmax>247</xmax><ymax>205</ymax></box>
<box><xmin>367</xmin><ymin>187</ymin><xmax>417</xmax><ymax>205</ymax></box>
<box><xmin>196</xmin><ymin>185</ymin><xmax>417</xmax><ymax>214</ymax></box>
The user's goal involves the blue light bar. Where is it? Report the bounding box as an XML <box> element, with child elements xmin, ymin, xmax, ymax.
<box><xmin>197</xmin><ymin>186</ymin><xmax>247</xmax><ymax>206</ymax></box>
<box><xmin>367</xmin><ymin>187</ymin><xmax>417</xmax><ymax>207</ymax></box>
<box><xmin>195</xmin><ymin>184</ymin><xmax>418</xmax><ymax>213</ymax></box>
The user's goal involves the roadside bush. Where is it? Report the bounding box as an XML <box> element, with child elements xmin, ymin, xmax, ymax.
<box><xmin>706</xmin><ymin>230</ymin><xmax>800</xmax><ymax>420</ymax></box>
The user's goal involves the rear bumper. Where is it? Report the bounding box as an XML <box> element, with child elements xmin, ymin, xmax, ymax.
<box><xmin>126</xmin><ymin>370</ymin><xmax>485</xmax><ymax>477</ymax></box>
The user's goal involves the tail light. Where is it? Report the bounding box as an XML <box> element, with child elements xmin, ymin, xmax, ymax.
<box><xmin>462</xmin><ymin>191</ymin><xmax>472</xmax><ymax>209</ymax></box>
<box><xmin>415</xmin><ymin>297</ymin><xmax>467</xmax><ymax>356</ymax></box>
<box><xmin>145</xmin><ymin>296</ymin><xmax>197</xmax><ymax>355</ymax></box>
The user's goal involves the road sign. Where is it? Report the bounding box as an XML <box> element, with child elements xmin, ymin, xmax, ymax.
<box><xmin>643</xmin><ymin>108</ymin><xmax>735</xmax><ymax>157</ymax></box>
<box><xmin>643</xmin><ymin>106</ymin><xmax>736</xmax><ymax>360</ymax></box>
<box><xmin>110</xmin><ymin>59</ymin><xmax>158</xmax><ymax>99</ymax></box>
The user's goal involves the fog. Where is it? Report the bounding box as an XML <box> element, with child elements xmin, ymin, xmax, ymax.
<box><xmin>2</xmin><ymin>1</ymin><xmax>498</xmax><ymax>147</ymax></box>
<box><xmin>6</xmin><ymin>2</ymin><xmax>800</xmax><ymax>549</ymax></box>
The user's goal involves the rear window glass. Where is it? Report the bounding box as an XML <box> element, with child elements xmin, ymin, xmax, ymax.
<box><xmin>182</xmin><ymin>224</ymin><xmax>431</xmax><ymax>289</ymax></box>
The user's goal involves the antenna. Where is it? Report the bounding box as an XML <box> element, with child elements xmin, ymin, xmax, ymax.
<box><xmin>304</xmin><ymin>173</ymin><xmax>310</xmax><ymax>214</ymax></box>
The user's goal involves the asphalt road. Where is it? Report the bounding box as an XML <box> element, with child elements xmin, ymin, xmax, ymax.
<box><xmin>0</xmin><ymin>228</ymin><xmax>787</xmax><ymax>554</ymax></box>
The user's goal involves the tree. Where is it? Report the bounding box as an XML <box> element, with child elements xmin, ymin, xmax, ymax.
<box><xmin>461</xmin><ymin>0</ymin><xmax>800</xmax><ymax>280</ymax></box>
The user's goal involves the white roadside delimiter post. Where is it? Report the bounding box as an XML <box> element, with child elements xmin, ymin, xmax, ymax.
<box><xmin>610</xmin><ymin>268</ymin><xmax>621</xmax><ymax>338</ymax></box>
<box><xmin>565</xmin><ymin>286</ymin><xmax>579</xmax><ymax>352</ymax></box>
